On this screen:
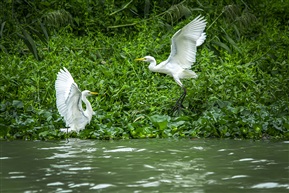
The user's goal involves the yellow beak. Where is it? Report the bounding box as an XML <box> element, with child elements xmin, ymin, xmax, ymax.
<box><xmin>90</xmin><ymin>92</ymin><xmax>98</xmax><ymax>95</ymax></box>
<box><xmin>135</xmin><ymin>58</ymin><xmax>145</xmax><ymax>61</ymax></box>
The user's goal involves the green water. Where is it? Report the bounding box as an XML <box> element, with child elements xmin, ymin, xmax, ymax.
<box><xmin>1</xmin><ymin>139</ymin><xmax>288</xmax><ymax>193</ymax></box>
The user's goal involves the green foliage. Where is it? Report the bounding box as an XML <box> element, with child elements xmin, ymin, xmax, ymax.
<box><xmin>0</xmin><ymin>0</ymin><xmax>288</xmax><ymax>140</ymax></box>
<box><xmin>0</xmin><ymin>100</ymin><xmax>64</xmax><ymax>140</ymax></box>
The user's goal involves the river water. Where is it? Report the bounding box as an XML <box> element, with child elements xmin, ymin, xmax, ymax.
<box><xmin>1</xmin><ymin>139</ymin><xmax>288</xmax><ymax>193</ymax></box>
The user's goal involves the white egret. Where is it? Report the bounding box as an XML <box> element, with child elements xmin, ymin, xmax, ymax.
<box><xmin>136</xmin><ymin>15</ymin><xmax>207</xmax><ymax>113</ymax></box>
<box><xmin>55</xmin><ymin>67</ymin><xmax>98</xmax><ymax>133</ymax></box>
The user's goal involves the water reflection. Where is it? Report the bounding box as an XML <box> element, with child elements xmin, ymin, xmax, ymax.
<box><xmin>251</xmin><ymin>182</ymin><xmax>289</xmax><ymax>189</ymax></box>
<box><xmin>1</xmin><ymin>139</ymin><xmax>289</xmax><ymax>193</ymax></box>
<box><xmin>8</xmin><ymin>171</ymin><xmax>26</xmax><ymax>179</ymax></box>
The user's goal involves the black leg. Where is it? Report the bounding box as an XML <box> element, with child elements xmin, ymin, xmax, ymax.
<box><xmin>170</xmin><ymin>87</ymin><xmax>187</xmax><ymax>115</ymax></box>
<box><xmin>179</xmin><ymin>87</ymin><xmax>187</xmax><ymax>106</ymax></box>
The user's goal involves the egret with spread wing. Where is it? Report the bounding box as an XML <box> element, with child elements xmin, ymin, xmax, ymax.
<box><xmin>136</xmin><ymin>15</ymin><xmax>207</xmax><ymax>114</ymax></box>
<box><xmin>55</xmin><ymin>67</ymin><xmax>97</xmax><ymax>133</ymax></box>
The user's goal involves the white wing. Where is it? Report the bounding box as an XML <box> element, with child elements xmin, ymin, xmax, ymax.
<box><xmin>196</xmin><ymin>32</ymin><xmax>206</xmax><ymax>47</ymax></box>
<box><xmin>167</xmin><ymin>15</ymin><xmax>207</xmax><ymax>69</ymax></box>
<box><xmin>55</xmin><ymin>67</ymin><xmax>85</xmax><ymax>127</ymax></box>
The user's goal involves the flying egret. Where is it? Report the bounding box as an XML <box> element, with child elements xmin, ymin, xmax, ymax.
<box><xmin>55</xmin><ymin>67</ymin><xmax>98</xmax><ymax>133</ymax></box>
<box><xmin>136</xmin><ymin>15</ymin><xmax>207</xmax><ymax>114</ymax></box>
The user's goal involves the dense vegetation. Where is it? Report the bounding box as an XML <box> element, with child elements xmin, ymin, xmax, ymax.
<box><xmin>0</xmin><ymin>0</ymin><xmax>288</xmax><ymax>140</ymax></box>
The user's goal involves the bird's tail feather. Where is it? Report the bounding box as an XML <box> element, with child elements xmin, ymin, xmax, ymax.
<box><xmin>182</xmin><ymin>70</ymin><xmax>198</xmax><ymax>79</ymax></box>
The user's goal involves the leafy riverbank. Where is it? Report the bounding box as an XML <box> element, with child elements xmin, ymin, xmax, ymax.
<box><xmin>1</xmin><ymin>0</ymin><xmax>288</xmax><ymax>140</ymax></box>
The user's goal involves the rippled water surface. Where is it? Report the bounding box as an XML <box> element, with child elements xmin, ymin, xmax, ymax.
<box><xmin>1</xmin><ymin>139</ymin><xmax>288</xmax><ymax>192</ymax></box>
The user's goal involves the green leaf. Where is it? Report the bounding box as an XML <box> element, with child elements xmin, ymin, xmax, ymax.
<box><xmin>0</xmin><ymin>44</ymin><xmax>8</xmax><ymax>53</ymax></box>
<box><xmin>212</xmin><ymin>40</ymin><xmax>232</xmax><ymax>54</ymax></box>
<box><xmin>12</xmin><ymin>100</ymin><xmax>24</xmax><ymax>109</ymax></box>
<box><xmin>20</xmin><ymin>29</ymin><xmax>40</xmax><ymax>60</ymax></box>
<box><xmin>40</xmin><ymin>22</ymin><xmax>49</xmax><ymax>42</ymax></box>
<box><xmin>28</xmin><ymin>24</ymin><xmax>48</xmax><ymax>45</ymax></box>
<box><xmin>0</xmin><ymin>21</ymin><xmax>6</xmax><ymax>38</ymax></box>
<box><xmin>225</xmin><ymin>35</ymin><xmax>242</xmax><ymax>54</ymax></box>
<box><xmin>149</xmin><ymin>114</ymin><xmax>170</xmax><ymax>130</ymax></box>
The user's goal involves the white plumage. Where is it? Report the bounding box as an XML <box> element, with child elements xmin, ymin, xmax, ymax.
<box><xmin>136</xmin><ymin>15</ymin><xmax>207</xmax><ymax>113</ymax></box>
<box><xmin>55</xmin><ymin>67</ymin><xmax>97</xmax><ymax>133</ymax></box>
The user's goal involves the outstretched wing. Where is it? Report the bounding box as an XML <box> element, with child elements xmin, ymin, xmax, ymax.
<box><xmin>167</xmin><ymin>15</ymin><xmax>207</xmax><ymax>69</ymax></box>
<box><xmin>196</xmin><ymin>32</ymin><xmax>206</xmax><ymax>47</ymax></box>
<box><xmin>55</xmin><ymin>67</ymin><xmax>84</xmax><ymax>127</ymax></box>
